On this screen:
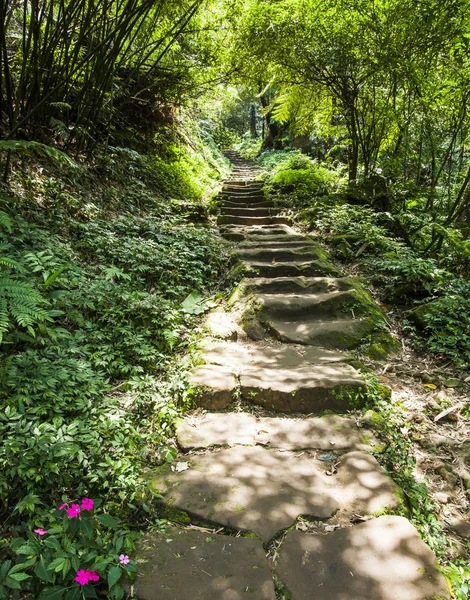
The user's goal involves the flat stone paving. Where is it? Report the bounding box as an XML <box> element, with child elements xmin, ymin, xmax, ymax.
<box><xmin>149</xmin><ymin>446</ymin><xmax>399</xmax><ymax>542</ymax></box>
<box><xmin>134</xmin><ymin>527</ymin><xmax>276</xmax><ymax>600</ymax></box>
<box><xmin>176</xmin><ymin>413</ymin><xmax>376</xmax><ymax>451</ymax></box>
<box><xmin>273</xmin><ymin>516</ymin><xmax>450</xmax><ymax>600</ymax></box>
<box><xmin>138</xmin><ymin>152</ymin><xmax>449</xmax><ymax>600</ymax></box>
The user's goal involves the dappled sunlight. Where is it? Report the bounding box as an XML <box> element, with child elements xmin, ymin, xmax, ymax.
<box><xmin>274</xmin><ymin>517</ymin><xmax>450</xmax><ymax>600</ymax></box>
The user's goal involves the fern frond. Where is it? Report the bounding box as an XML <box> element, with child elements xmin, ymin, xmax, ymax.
<box><xmin>0</xmin><ymin>211</ymin><xmax>12</xmax><ymax>232</ymax></box>
<box><xmin>0</xmin><ymin>140</ymin><xmax>78</xmax><ymax>170</ymax></box>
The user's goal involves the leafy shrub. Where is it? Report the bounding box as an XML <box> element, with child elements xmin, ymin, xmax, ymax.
<box><xmin>1</xmin><ymin>143</ymin><xmax>229</xmax><ymax>528</ymax></box>
<box><xmin>413</xmin><ymin>279</ymin><xmax>470</xmax><ymax>369</ymax></box>
<box><xmin>259</xmin><ymin>150</ymin><xmax>343</xmax><ymax>208</ymax></box>
<box><xmin>0</xmin><ymin>497</ymin><xmax>138</xmax><ymax>600</ymax></box>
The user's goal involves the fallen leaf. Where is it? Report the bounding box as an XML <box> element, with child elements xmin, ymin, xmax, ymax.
<box><xmin>434</xmin><ymin>405</ymin><xmax>461</xmax><ymax>423</ymax></box>
<box><xmin>173</xmin><ymin>461</ymin><xmax>190</xmax><ymax>472</ymax></box>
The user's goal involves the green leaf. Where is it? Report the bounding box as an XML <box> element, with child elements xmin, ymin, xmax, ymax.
<box><xmin>38</xmin><ymin>587</ymin><xmax>66</xmax><ymax>600</ymax></box>
<box><xmin>108</xmin><ymin>585</ymin><xmax>124</xmax><ymax>600</ymax></box>
<box><xmin>8</xmin><ymin>572</ymin><xmax>30</xmax><ymax>582</ymax></box>
<box><xmin>82</xmin><ymin>586</ymin><xmax>98</xmax><ymax>598</ymax></box>
<box><xmin>64</xmin><ymin>586</ymin><xmax>81</xmax><ymax>600</ymax></box>
<box><xmin>35</xmin><ymin>557</ymin><xmax>53</xmax><ymax>582</ymax></box>
<box><xmin>4</xmin><ymin>576</ymin><xmax>21</xmax><ymax>590</ymax></box>
<box><xmin>0</xmin><ymin>140</ymin><xmax>78</xmax><ymax>170</ymax></box>
<box><xmin>14</xmin><ymin>544</ymin><xmax>36</xmax><ymax>555</ymax></box>
<box><xmin>107</xmin><ymin>565</ymin><xmax>122</xmax><ymax>589</ymax></box>
<box><xmin>81</xmin><ymin>518</ymin><xmax>94</xmax><ymax>539</ymax></box>
<box><xmin>0</xmin><ymin>561</ymin><xmax>11</xmax><ymax>582</ymax></box>
<box><xmin>48</xmin><ymin>557</ymin><xmax>67</xmax><ymax>572</ymax></box>
<box><xmin>96</xmin><ymin>514</ymin><xmax>119</xmax><ymax>530</ymax></box>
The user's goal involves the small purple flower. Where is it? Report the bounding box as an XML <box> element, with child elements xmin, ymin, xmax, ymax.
<box><xmin>33</xmin><ymin>528</ymin><xmax>47</xmax><ymax>536</ymax></box>
<box><xmin>119</xmin><ymin>554</ymin><xmax>130</xmax><ymax>565</ymax></box>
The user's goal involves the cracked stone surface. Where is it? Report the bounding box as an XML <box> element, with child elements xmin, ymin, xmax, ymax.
<box><xmin>273</xmin><ymin>516</ymin><xmax>450</xmax><ymax>600</ymax></box>
<box><xmin>147</xmin><ymin>447</ymin><xmax>398</xmax><ymax>542</ymax></box>
<box><xmin>133</xmin><ymin>527</ymin><xmax>276</xmax><ymax>600</ymax></box>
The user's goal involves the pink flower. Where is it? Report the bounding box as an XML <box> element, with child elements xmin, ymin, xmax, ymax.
<box><xmin>81</xmin><ymin>498</ymin><xmax>94</xmax><ymax>511</ymax></box>
<box><xmin>33</xmin><ymin>528</ymin><xmax>47</xmax><ymax>536</ymax></box>
<box><xmin>67</xmin><ymin>504</ymin><xmax>81</xmax><ymax>518</ymax></box>
<box><xmin>58</xmin><ymin>503</ymin><xmax>68</xmax><ymax>511</ymax></box>
<box><xmin>75</xmin><ymin>570</ymin><xmax>89</xmax><ymax>586</ymax></box>
<box><xmin>74</xmin><ymin>569</ymin><xmax>100</xmax><ymax>586</ymax></box>
<box><xmin>119</xmin><ymin>554</ymin><xmax>130</xmax><ymax>565</ymax></box>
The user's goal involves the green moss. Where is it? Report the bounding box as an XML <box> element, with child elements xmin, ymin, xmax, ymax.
<box><xmin>409</xmin><ymin>301</ymin><xmax>440</xmax><ymax>329</ymax></box>
<box><xmin>158</xmin><ymin>505</ymin><xmax>191</xmax><ymax>525</ymax></box>
<box><xmin>366</xmin><ymin>333</ymin><xmax>401</xmax><ymax>360</ymax></box>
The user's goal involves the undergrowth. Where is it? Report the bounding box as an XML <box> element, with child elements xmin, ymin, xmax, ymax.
<box><xmin>0</xmin><ymin>137</ymin><xmax>231</xmax><ymax>592</ymax></box>
<box><xmin>259</xmin><ymin>149</ymin><xmax>470</xmax><ymax>371</ymax></box>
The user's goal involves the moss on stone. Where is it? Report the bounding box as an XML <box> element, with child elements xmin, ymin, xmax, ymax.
<box><xmin>409</xmin><ymin>301</ymin><xmax>439</xmax><ymax>329</ymax></box>
<box><xmin>365</xmin><ymin>333</ymin><xmax>401</xmax><ymax>360</ymax></box>
<box><xmin>158</xmin><ymin>505</ymin><xmax>192</xmax><ymax>525</ymax></box>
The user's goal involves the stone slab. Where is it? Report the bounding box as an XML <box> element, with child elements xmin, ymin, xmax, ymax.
<box><xmin>189</xmin><ymin>365</ymin><xmax>236</xmax><ymax>409</ymax></box>
<box><xmin>254</xmin><ymin>415</ymin><xmax>375</xmax><ymax>451</ymax></box>
<box><xmin>199</xmin><ymin>340</ymin><xmax>348</xmax><ymax>369</ymax></box>
<box><xmin>148</xmin><ymin>448</ymin><xmax>399</xmax><ymax>542</ymax></box>
<box><xmin>191</xmin><ymin>340</ymin><xmax>364</xmax><ymax>412</ymax></box>
<box><xmin>333</xmin><ymin>451</ymin><xmax>400</xmax><ymax>515</ymax></box>
<box><xmin>176</xmin><ymin>412</ymin><xmax>375</xmax><ymax>451</ymax></box>
<box><xmin>134</xmin><ymin>527</ymin><xmax>276</xmax><ymax>600</ymax></box>
<box><xmin>239</xmin><ymin>364</ymin><xmax>365</xmax><ymax>413</ymax></box>
<box><xmin>149</xmin><ymin>446</ymin><xmax>340</xmax><ymax>542</ymax></box>
<box><xmin>264</xmin><ymin>317</ymin><xmax>379</xmax><ymax>349</ymax></box>
<box><xmin>274</xmin><ymin>516</ymin><xmax>450</xmax><ymax>600</ymax></box>
<box><xmin>177</xmin><ymin>413</ymin><xmax>257</xmax><ymax>450</ymax></box>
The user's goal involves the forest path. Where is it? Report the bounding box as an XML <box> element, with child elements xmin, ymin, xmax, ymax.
<box><xmin>132</xmin><ymin>153</ymin><xmax>450</xmax><ymax>600</ymax></box>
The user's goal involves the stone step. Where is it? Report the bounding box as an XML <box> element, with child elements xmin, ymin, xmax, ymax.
<box><xmin>223</xmin><ymin>199</ymin><xmax>274</xmax><ymax>209</ymax></box>
<box><xmin>237</xmin><ymin>246</ymin><xmax>326</xmax><ymax>263</ymax></box>
<box><xmin>218</xmin><ymin>215</ymin><xmax>290</xmax><ymax>227</ymax></box>
<box><xmin>221</xmin><ymin>224</ymin><xmax>296</xmax><ymax>237</ymax></box>
<box><xmin>134</xmin><ymin>527</ymin><xmax>276</xmax><ymax>600</ymax></box>
<box><xmin>146</xmin><ymin>446</ymin><xmax>399</xmax><ymax>543</ymax></box>
<box><xmin>221</xmin><ymin>207</ymin><xmax>274</xmax><ymax>218</ymax></box>
<box><xmin>262</xmin><ymin>316</ymin><xmax>379</xmax><ymax>348</ymax></box>
<box><xmin>176</xmin><ymin>412</ymin><xmax>375</xmax><ymax>451</ymax></box>
<box><xmin>274</xmin><ymin>516</ymin><xmax>450</xmax><ymax>600</ymax></box>
<box><xmin>189</xmin><ymin>340</ymin><xmax>364</xmax><ymax>413</ymax></box>
<box><xmin>190</xmin><ymin>362</ymin><xmax>365</xmax><ymax>412</ymax></box>
<box><xmin>240</xmin><ymin>276</ymin><xmax>355</xmax><ymax>295</ymax></box>
<box><xmin>221</xmin><ymin>189</ymin><xmax>264</xmax><ymax>198</ymax></box>
<box><xmin>243</xmin><ymin>260</ymin><xmax>341</xmax><ymax>278</ymax></box>
<box><xmin>255</xmin><ymin>290</ymin><xmax>369</xmax><ymax>320</ymax></box>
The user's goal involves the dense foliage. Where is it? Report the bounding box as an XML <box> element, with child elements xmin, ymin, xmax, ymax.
<box><xmin>0</xmin><ymin>138</ymin><xmax>230</xmax><ymax>597</ymax></box>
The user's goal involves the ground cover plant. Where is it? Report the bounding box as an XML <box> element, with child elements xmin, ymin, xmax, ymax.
<box><xmin>0</xmin><ymin>137</ymin><xmax>230</xmax><ymax>598</ymax></box>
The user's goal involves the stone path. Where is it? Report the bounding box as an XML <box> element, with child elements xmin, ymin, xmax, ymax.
<box><xmin>133</xmin><ymin>152</ymin><xmax>450</xmax><ymax>599</ymax></box>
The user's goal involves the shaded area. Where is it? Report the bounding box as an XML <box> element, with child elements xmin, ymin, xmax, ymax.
<box><xmin>273</xmin><ymin>516</ymin><xmax>450</xmax><ymax>600</ymax></box>
<box><xmin>134</xmin><ymin>527</ymin><xmax>276</xmax><ymax>600</ymax></box>
<box><xmin>148</xmin><ymin>446</ymin><xmax>398</xmax><ymax>542</ymax></box>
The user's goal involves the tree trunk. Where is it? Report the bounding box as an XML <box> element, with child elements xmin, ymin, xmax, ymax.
<box><xmin>249</xmin><ymin>103</ymin><xmax>257</xmax><ymax>138</ymax></box>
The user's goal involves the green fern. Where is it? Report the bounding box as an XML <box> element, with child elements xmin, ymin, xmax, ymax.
<box><xmin>0</xmin><ymin>277</ymin><xmax>51</xmax><ymax>342</ymax></box>
<box><xmin>0</xmin><ymin>140</ymin><xmax>78</xmax><ymax>170</ymax></box>
<box><xmin>0</xmin><ymin>211</ymin><xmax>12</xmax><ymax>232</ymax></box>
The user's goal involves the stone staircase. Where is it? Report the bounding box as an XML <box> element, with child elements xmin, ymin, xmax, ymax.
<box><xmin>132</xmin><ymin>152</ymin><xmax>450</xmax><ymax>600</ymax></box>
